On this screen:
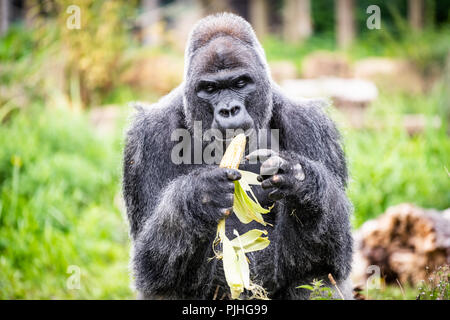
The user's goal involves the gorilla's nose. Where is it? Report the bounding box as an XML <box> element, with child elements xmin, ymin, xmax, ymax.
<box><xmin>214</xmin><ymin>101</ymin><xmax>252</xmax><ymax>131</ymax></box>
<box><xmin>218</xmin><ymin>104</ymin><xmax>241</xmax><ymax>118</ymax></box>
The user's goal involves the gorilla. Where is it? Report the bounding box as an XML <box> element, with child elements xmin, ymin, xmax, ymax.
<box><xmin>123</xmin><ymin>13</ymin><xmax>353</xmax><ymax>300</ymax></box>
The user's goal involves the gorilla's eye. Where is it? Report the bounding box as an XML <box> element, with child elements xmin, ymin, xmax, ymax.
<box><xmin>204</xmin><ymin>83</ymin><xmax>217</xmax><ymax>94</ymax></box>
<box><xmin>235</xmin><ymin>78</ymin><xmax>247</xmax><ymax>89</ymax></box>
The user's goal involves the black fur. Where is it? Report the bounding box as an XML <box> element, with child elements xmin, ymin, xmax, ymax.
<box><xmin>123</xmin><ymin>13</ymin><xmax>353</xmax><ymax>300</ymax></box>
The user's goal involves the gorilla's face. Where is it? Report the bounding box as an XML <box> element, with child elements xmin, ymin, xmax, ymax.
<box><xmin>196</xmin><ymin>69</ymin><xmax>255</xmax><ymax>134</ymax></box>
<box><xmin>184</xmin><ymin>36</ymin><xmax>272</xmax><ymax>137</ymax></box>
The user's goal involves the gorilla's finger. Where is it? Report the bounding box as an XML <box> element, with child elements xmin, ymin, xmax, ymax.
<box><xmin>261</xmin><ymin>175</ymin><xmax>283</xmax><ymax>188</ymax></box>
<box><xmin>220</xmin><ymin>208</ymin><xmax>233</xmax><ymax>216</ymax></box>
<box><xmin>268</xmin><ymin>189</ymin><xmax>285</xmax><ymax>201</ymax></box>
<box><xmin>219</xmin><ymin>182</ymin><xmax>235</xmax><ymax>194</ymax></box>
<box><xmin>269</xmin><ymin>174</ymin><xmax>284</xmax><ymax>186</ymax></box>
<box><xmin>260</xmin><ymin>178</ymin><xmax>274</xmax><ymax>189</ymax></box>
<box><xmin>210</xmin><ymin>192</ymin><xmax>234</xmax><ymax>208</ymax></box>
<box><xmin>260</xmin><ymin>156</ymin><xmax>286</xmax><ymax>176</ymax></box>
<box><xmin>225</xmin><ymin>169</ymin><xmax>241</xmax><ymax>181</ymax></box>
<box><xmin>246</xmin><ymin>149</ymin><xmax>278</xmax><ymax>162</ymax></box>
<box><xmin>223</xmin><ymin>193</ymin><xmax>234</xmax><ymax>204</ymax></box>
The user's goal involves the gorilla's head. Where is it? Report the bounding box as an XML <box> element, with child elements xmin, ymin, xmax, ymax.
<box><xmin>183</xmin><ymin>13</ymin><xmax>273</xmax><ymax>138</ymax></box>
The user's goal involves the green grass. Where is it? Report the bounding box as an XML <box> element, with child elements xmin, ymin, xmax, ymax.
<box><xmin>0</xmin><ymin>106</ymin><xmax>133</xmax><ymax>299</ymax></box>
<box><xmin>364</xmin><ymin>284</ymin><xmax>418</xmax><ymax>300</ymax></box>
<box><xmin>263</xmin><ymin>34</ymin><xmax>336</xmax><ymax>73</ymax></box>
<box><xmin>342</xmin><ymin>90</ymin><xmax>450</xmax><ymax>227</ymax></box>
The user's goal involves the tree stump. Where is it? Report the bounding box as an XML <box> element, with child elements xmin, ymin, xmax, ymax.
<box><xmin>352</xmin><ymin>203</ymin><xmax>450</xmax><ymax>285</ymax></box>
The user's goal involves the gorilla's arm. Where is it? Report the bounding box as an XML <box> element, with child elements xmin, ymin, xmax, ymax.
<box><xmin>266</xmin><ymin>94</ymin><xmax>353</xmax><ymax>281</ymax></box>
<box><xmin>123</xmin><ymin>105</ymin><xmax>237</xmax><ymax>298</ymax></box>
<box><xmin>131</xmin><ymin>176</ymin><xmax>217</xmax><ymax>299</ymax></box>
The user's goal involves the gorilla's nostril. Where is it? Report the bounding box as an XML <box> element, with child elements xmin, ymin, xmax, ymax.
<box><xmin>219</xmin><ymin>109</ymin><xmax>230</xmax><ymax>118</ymax></box>
<box><xmin>230</xmin><ymin>106</ymin><xmax>240</xmax><ymax>116</ymax></box>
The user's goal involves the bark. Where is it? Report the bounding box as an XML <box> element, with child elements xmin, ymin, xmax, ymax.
<box><xmin>336</xmin><ymin>0</ymin><xmax>355</xmax><ymax>48</ymax></box>
<box><xmin>353</xmin><ymin>203</ymin><xmax>450</xmax><ymax>285</ymax></box>
<box><xmin>283</xmin><ymin>0</ymin><xmax>312</xmax><ymax>43</ymax></box>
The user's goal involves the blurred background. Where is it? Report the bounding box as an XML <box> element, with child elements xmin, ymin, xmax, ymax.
<box><xmin>0</xmin><ymin>0</ymin><xmax>448</xmax><ymax>300</ymax></box>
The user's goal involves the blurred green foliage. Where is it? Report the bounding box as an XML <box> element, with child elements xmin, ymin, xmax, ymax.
<box><xmin>263</xmin><ymin>23</ymin><xmax>450</xmax><ymax>76</ymax></box>
<box><xmin>312</xmin><ymin>0</ymin><xmax>449</xmax><ymax>36</ymax></box>
<box><xmin>57</xmin><ymin>0</ymin><xmax>137</xmax><ymax>106</ymax></box>
<box><xmin>344</xmin><ymin>92</ymin><xmax>450</xmax><ymax>227</ymax></box>
<box><xmin>0</xmin><ymin>107</ymin><xmax>132</xmax><ymax>299</ymax></box>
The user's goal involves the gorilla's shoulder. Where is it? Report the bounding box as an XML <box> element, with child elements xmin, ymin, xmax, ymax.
<box><xmin>271</xmin><ymin>85</ymin><xmax>346</xmax><ymax>182</ymax></box>
<box><xmin>272</xmin><ymin>86</ymin><xmax>338</xmax><ymax>141</ymax></box>
<box><xmin>126</xmin><ymin>85</ymin><xmax>185</xmax><ymax>139</ymax></box>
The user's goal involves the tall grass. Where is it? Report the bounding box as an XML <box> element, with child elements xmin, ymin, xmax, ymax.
<box><xmin>0</xmin><ymin>107</ymin><xmax>132</xmax><ymax>299</ymax></box>
<box><xmin>344</xmin><ymin>95</ymin><xmax>450</xmax><ymax>227</ymax></box>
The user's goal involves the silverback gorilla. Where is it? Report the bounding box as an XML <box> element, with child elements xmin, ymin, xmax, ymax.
<box><xmin>123</xmin><ymin>13</ymin><xmax>353</xmax><ymax>299</ymax></box>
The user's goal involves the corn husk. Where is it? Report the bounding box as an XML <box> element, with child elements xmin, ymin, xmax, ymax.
<box><xmin>214</xmin><ymin>134</ymin><xmax>272</xmax><ymax>300</ymax></box>
<box><xmin>218</xmin><ymin>220</ymin><xmax>243</xmax><ymax>299</ymax></box>
<box><xmin>230</xmin><ymin>229</ymin><xmax>270</xmax><ymax>253</ymax></box>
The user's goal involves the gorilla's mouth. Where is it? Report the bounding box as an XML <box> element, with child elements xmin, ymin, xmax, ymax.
<box><xmin>212</xmin><ymin>127</ymin><xmax>255</xmax><ymax>142</ymax></box>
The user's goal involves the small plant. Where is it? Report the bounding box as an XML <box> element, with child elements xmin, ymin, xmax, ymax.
<box><xmin>297</xmin><ymin>279</ymin><xmax>339</xmax><ymax>300</ymax></box>
<box><xmin>416</xmin><ymin>265</ymin><xmax>449</xmax><ymax>300</ymax></box>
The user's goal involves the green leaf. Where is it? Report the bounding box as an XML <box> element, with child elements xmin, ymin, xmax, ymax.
<box><xmin>296</xmin><ymin>285</ymin><xmax>314</xmax><ymax>291</ymax></box>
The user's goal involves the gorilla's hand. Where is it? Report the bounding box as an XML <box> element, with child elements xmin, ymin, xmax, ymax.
<box><xmin>187</xmin><ymin>167</ymin><xmax>241</xmax><ymax>227</ymax></box>
<box><xmin>246</xmin><ymin>149</ymin><xmax>305</xmax><ymax>201</ymax></box>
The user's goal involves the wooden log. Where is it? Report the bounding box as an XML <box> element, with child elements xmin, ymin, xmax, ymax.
<box><xmin>353</xmin><ymin>204</ymin><xmax>450</xmax><ymax>285</ymax></box>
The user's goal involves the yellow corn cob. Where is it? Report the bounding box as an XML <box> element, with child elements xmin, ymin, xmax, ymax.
<box><xmin>219</xmin><ymin>133</ymin><xmax>246</xmax><ymax>169</ymax></box>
